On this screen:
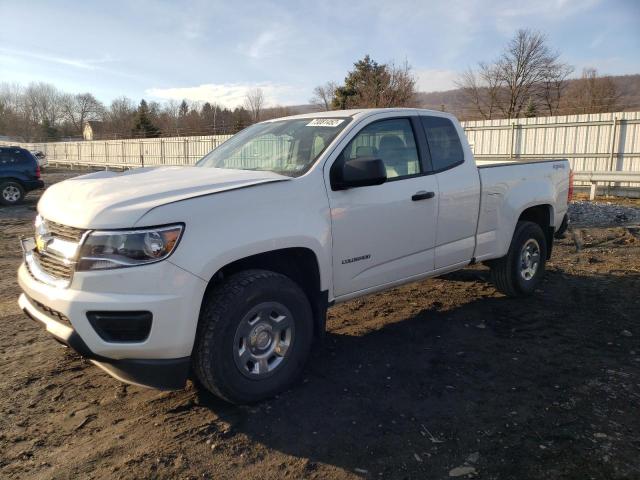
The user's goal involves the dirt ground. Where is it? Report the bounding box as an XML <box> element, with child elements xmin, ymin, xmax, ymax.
<box><xmin>1</xmin><ymin>169</ymin><xmax>639</xmax><ymax>480</ymax></box>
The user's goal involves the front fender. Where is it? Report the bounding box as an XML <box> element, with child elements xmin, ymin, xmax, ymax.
<box><xmin>133</xmin><ymin>173</ymin><xmax>333</xmax><ymax>293</ymax></box>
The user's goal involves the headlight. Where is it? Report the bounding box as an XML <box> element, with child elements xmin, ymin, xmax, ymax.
<box><xmin>76</xmin><ymin>224</ymin><xmax>183</xmax><ymax>271</ymax></box>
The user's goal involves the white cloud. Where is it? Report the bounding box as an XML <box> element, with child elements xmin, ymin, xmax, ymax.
<box><xmin>247</xmin><ymin>31</ymin><xmax>278</xmax><ymax>59</ymax></box>
<box><xmin>236</xmin><ymin>27</ymin><xmax>290</xmax><ymax>60</ymax></box>
<box><xmin>415</xmin><ymin>69</ymin><xmax>459</xmax><ymax>93</ymax></box>
<box><xmin>145</xmin><ymin>83</ymin><xmax>301</xmax><ymax>109</ymax></box>
<box><xmin>0</xmin><ymin>47</ymin><xmax>111</xmax><ymax>71</ymax></box>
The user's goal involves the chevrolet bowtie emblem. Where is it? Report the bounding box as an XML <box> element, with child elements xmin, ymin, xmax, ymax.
<box><xmin>35</xmin><ymin>234</ymin><xmax>51</xmax><ymax>252</ymax></box>
<box><xmin>35</xmin><ymin>220</ymin><xmax>52</xmax><ymax>252</ymax></box>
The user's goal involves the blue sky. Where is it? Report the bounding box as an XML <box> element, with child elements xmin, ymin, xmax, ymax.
<box><xmin>1</xmin><ymin>0</ymin><xmax>638</xmax><ymax>108</ymax></box>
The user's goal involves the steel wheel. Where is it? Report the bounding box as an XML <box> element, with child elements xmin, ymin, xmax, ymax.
<box><xmin>233</xmin><ymin>301</ymin><xmax>295</xmax><ymax>379</ymax></box>
<box><xmin>520</xmin><ymin>238</ymin><xmax>541</xmax><ymax>281</ymax></box>
<box><xmin>2</xmin><ymin>185</ymin><xmax>21</xmax><ymax>203</ymax></box>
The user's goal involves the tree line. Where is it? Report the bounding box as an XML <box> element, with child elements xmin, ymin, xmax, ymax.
<box><xmin>0</xmin><ymin>29</ymin><xmax>627</xmax><ymax>142</ymax></box>
<box><xmin>311</xmin><ymin>29</ymin><xmax>623</xmax><ymax>120</ymax></box>
<box><xmin>0</xmin><ymin>84</ymin><xmax>289</xmax><ymax>142</ymax></box>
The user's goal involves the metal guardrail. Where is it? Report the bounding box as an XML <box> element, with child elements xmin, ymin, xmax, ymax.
<box><xmin>573</xmin><ymin>171</ymin><xmax>640</xmax><ymax>199</ymax></box>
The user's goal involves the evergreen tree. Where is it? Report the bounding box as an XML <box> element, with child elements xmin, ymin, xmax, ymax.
<box><xmin>40</xmin><ymin>119</ymin><xmax>59</xmax><ymax>140</ymax></box>
<box><xmin>332</xmin><ymin>55</ymin><xmax>415</xmax><ymax>109</ymax></box>
<box><xmin>133</xmin><ymin>99</ymin><xmax>160</xmax><ymax>137</ymax></box>
<box><xmin>524</xmin><ymin>97</ymin><xmax>538</xmax><ymax>118</ymax></box>
<box><xmin>179</xmin><ymin>100</ymin><xmax>189</xmax><ymax>117</ymax></box>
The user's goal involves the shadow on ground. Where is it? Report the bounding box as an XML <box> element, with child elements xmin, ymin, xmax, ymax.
<box><xmin>192</xmin><ymin>269</ymin><xmax>640</xmax><ymax>479</ymax></box>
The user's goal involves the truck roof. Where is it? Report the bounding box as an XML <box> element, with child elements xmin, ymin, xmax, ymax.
<box><xmin>264</xmin><ymin>108</ymin><xmax>455</xmax><ymax>122</ymax></box>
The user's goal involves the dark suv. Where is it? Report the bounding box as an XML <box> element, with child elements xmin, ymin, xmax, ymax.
<box><xmin>0</xmin><ymin>147</ymin><xmax>45</xmax><ymax>205</ymax></box>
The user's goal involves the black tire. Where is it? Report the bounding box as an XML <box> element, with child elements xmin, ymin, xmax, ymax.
<box><xmin>193</xmin><ymin>269</ymin><xmax>313</xmax><ymax>404</ymax></box>
<box><xmin>0</xmin><ymin>181</ymin><xmax>25</xmax><ymax>206</ymax></box>
<box><xmin>490</xmin><ymin>221</ymin><xmax>547</xmax><ymax>297</ymax></box>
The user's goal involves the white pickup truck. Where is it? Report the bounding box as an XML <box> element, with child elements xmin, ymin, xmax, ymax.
<box><xmin>18</xmin><ymin>108</ymin><xmax>572</xmax><ymax>403</ymax></box>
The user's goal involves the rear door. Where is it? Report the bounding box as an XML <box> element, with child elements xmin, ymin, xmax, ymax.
<box><xmin>419</xmin><ymin>115</ymin><xmax>481</xmax><ymax>269</ymax></box>
<box><xmin>0</xmin><ymin>149</ymin><xmax>29</xmax><ymax>178</ymax></box>
<box><xmin>325</xmin><ymin>115</ymin><xmax>439</xmax><ymax>298</ymax></box>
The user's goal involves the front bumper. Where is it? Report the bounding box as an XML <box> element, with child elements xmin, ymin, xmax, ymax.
<box><xmin>19</xmin><ymin>293</ymin><xmax>190</xmax><ymax>389</ymax></box>
<box><xmin>17</xmin><ymin>253</ymin><xmax>208</xmax><ymax>390</ymax></box>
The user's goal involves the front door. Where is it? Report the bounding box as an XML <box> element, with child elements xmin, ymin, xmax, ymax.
<box><xmin>326</xmin><ymin>117</ymin><xmax>439</xmax><ymax>298</ymax></box>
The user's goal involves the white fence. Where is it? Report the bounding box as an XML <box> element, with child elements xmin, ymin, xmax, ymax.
<box><xmin>463</xmin><ymin>111</ymin><xmax>640</xmax><ymax>175</ymax></box>
<box><xmin>0</xmin><ymin>135</ymin><xmax>233</xmax><ymax>168</ymax></box>
<box><xmin>2</xmin><ymin>111</ymin><xmax>640</xmax><ymax>182</ymax></box>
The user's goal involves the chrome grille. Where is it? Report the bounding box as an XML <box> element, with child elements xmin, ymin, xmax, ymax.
<box><xmin>46</xmin><ymin>221</ymin><xmax>86</xmax><ymax>242</ymax></box>
<box><xmin>33</xmin><ymin>250</ymin><xmax>73</xmax><ymax>280</ymax></box>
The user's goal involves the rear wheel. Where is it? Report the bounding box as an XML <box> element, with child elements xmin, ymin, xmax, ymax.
<box><xmin>490</xmin><ymin>221</ymin><xmax>547</xmax><ymax>297</ymax></box>
<box><xmin>193</xmin><ymin>269</ymin><xmax>313</xmax><ymax>404</ymax></box>
<box><xmin>0</xmin><ymin>181</ymin><xmax>25</xmax><ymax>206</ymax></box>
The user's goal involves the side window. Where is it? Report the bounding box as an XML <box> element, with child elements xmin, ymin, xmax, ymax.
<box><xmin>0</xmin><ymin>151</ymin><xmax>19</xmax><ymax>164</ymax></box>
<box><xmin>341</xmin><ymin>118</ymin><xmax>420</xmax><ymax>179</ymax></box>
<box><xmin>420</xmin><ymin>116</ymin><xmax>464</xmax><ymax>171</ymax></box>
<box><xmin>19</xmin><ymin>151</ymin><xmax>35</xmax><ymax>163</ymax></box>
<box><xmin>15</xmin><ymin>151</ymin><xmax>32</xmax><ymax>164</ymax></box>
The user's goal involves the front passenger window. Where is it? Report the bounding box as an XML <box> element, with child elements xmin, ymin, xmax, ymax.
<box><xmin>341</xmin><ymin>118</ymin><xmax>420</xmax><ymax>179</ymax></box>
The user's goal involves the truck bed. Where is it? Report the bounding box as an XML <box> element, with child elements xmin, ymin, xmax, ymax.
<box><xmin>473</xmin><ymin>157</ymin><xmax>570</xmax><ymax>262</ymax></box>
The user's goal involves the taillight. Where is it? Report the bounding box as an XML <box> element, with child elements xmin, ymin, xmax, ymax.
<box><xmin>36</xmin><ymin>164</ymin><xmax>41</xmax><ymax>179</ymax></box>
<box><xmin>568</xmin><ymin>169</ymin><xmax>574</xmax><ymax>202</ymax></box>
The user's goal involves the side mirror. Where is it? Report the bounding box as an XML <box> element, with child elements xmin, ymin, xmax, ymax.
<box><xmin>331</xmin><ymin>157</ymin><xmax>387</xmax><ymax>190</ymax></box>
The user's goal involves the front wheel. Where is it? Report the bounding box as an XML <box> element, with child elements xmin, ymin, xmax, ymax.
<box><xmin>490</xmin><ymin>221</ymin><xmax>547</xmax><ymax>297</ymax></box>
<box><xmin>193</xmin><ymin>269</ymin><xmax>313</xmax><ymax>404</ymax></box>
<box><xmin>0</xmin><ymin>181</ymin><xmax>25</xmax><ymax>206</ymax></box>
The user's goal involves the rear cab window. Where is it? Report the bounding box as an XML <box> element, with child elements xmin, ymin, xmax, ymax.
<box><xmin>420</xmin><ymin>116</ymin><xmax>464</xmax><ymax>172</ymax></box>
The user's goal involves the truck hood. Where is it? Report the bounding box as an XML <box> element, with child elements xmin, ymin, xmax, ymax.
<box><xmin>38</xmin><ymin>167</ymin><xmax>289</xmax><ymax>229</ymax></box>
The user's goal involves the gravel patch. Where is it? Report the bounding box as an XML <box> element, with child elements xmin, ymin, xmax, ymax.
<box><xmin>569</xmin><ymin>200</ymin><xmax>640</xmax><ymax>227</ymax></box>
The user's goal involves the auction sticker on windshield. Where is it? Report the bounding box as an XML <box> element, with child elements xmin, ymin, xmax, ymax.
<box><xmin>306</xmin><ymin>119</ymin><xmax>345</xmax><ymax>127</ymax></box>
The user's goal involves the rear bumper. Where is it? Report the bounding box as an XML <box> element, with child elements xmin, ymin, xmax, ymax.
<box><xmin>19</xmin><ymin>292</ymin><xmax>190</xmax><ymax>390</ymax></box>
<box><xmin>23</xmin><ymin>179</ymin><xmax>45</xmax><ymax>191</ymax></box>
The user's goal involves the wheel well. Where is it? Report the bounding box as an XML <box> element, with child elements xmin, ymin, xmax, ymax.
<box><xmin>518</xmin><ymin>204</ymin><xmax>554</xmax><ymax>258</ymax></box>
<box><xmin>206</xmin><ymin>248</ymin><xmax>327</xmax><ymax>339</ymax></box>
<box><xmin>0</xmin><ymin>177</ymin><xmax>25</xmax><ymax>187</ymax></box>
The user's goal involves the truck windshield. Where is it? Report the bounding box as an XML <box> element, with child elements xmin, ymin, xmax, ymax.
<box><xmin>196</xmin><ymin>118</ymin><xmax>351</xmax><ymax>177</ymax></box>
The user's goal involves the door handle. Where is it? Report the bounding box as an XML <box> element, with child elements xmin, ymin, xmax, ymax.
<box><xmin>411</xmin><ymin>191</ymin><xmax>435</xmax><ymax>201</ymax></box>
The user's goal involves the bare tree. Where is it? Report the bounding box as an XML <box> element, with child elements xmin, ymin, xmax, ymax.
<box><xmin>162</xmin><ymin>99</ymin><xmax>181</xmax><ymax>132</ymax></box>
<box><xmin>381</xmin><ymin>60</ymin><xmax>417</xmax><ymax>107</ymax></box>
<box><xmin>538</xmin><ymin>62</ymin><xmax>573</xmax><ymax>116</ymax></box>
<box><xmin>457</xmin><ymin>63</ymin><xmax>501</xmax><ymax>119</ymax></box>
<box><xmin>61</xmin><ymin>93</ymin><xmax>105</xmax><ymax>134</ymax></box>
<box><xmin>244</xmin><ymin>88</ymin><xmax>265</xmax><ymax>122</ymax></box>
<box><xmin>496</xmin><ymin>29</ymin><xmax>559</xmax><ymax>118</ymax></box>
<box><xmin>458</xmin><ymin>29</ymin><xmax>566</xmax><ymax>119</ymax></box>
<box><xmin>23</xmin><ymin>82</ymin><xmax>64</xmax><ymax>129</ymax></box>
<box><xmin>310</xmin><ymin>81</ymin><xmax>337</xmax><ymax>111</ymax></box>
<box><xmin>104</xmin><ymin>96</ymin><xmax>135</xmax><ymax>138</ymax></box>
<box><xmin>0</xmin><ymin>83</ymin><xmax>25</xmax><ymax>138</ymax></box>
<box><xmin>565</xmin><ymin>68</ymin><xmax>620</xmax><ymax>114</ymax></box>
